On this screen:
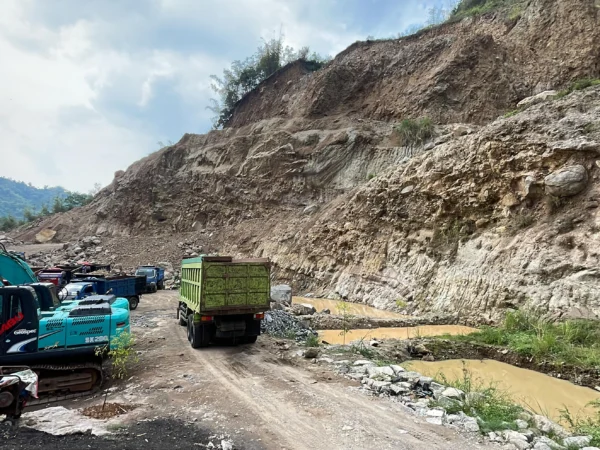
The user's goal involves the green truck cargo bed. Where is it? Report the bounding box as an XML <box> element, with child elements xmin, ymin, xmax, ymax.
<box><xmin>180</xmin><ymin>256</ymin><xmax>270</xmax><ymax>315</ymax></box>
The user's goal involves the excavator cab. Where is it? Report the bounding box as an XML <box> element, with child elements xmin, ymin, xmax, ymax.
<box><xmin>0</xmin><ymin>287</ymin><xmax>39</xmax><ymax>358</ymax></box>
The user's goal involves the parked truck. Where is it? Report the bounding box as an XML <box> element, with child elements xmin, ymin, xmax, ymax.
<box><xmin>135</xmin><ymin>265</ymin><xmax>165</xmax><ymax>293</ymax></box>
<box><xmin>60</xmin><ymin>274</ymin><xmax>146</xmax><ymax>310</ymax></box>
<box><xmin>177</xmin><ymin>256</ymin><xmax>270</xmax><ymax>348</ymax></box>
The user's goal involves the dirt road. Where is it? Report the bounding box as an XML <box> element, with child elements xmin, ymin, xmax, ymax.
<box><xmin>89</xmin><ymin>290</ymin><xmax>485</xmax><ymax>450</ymax></box>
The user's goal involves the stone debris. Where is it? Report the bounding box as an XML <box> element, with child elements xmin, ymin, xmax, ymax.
<box><xmin>309</xmin><ymin>356</ymin><xmax>593</xmax><ymax>449</ymax></box>
<box><xmin>261</xmin><ymin>310</ymin><xmax>318</xmax><ymax>341</ymax></box>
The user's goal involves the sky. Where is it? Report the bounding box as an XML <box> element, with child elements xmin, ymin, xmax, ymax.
<box><xmin>0</xmin><ymin>0</ymin><xmax>454</xmax><ymax>192</ymax></box>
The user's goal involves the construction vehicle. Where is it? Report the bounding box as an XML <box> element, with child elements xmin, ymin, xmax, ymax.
<box><xmin>37</xmin><ymin>263</ymin><xmax>112</xmax><ymax>288</ymax></box>
<box><xmin>0</xmin><ymin>244</ymin><xmax>130</xmax><ymax>403</ymax></box>
<box><xmin>135</xmin><ymin>265</ymin><xmax>165</xmax><ymax>292</ymax></box>
<box><xmin>0</xmin><ymin>367</ymin><xmax>38</xmax><ymax>419</ymax></box>
<box><xmin>177</xmin><ymin>256</ymin><xmax>270</xmax><ymax>348</ymax></box>
<box><xmin>61</xmin><ymin>274</ymin><xmax>145</xmax><ymax>310</ymax></box>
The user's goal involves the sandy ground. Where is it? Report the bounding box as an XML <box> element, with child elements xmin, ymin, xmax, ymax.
<box><xmin>24</xmin><ymin>290</ymin><xmax>484</xmax><ymax>450</ymax></box>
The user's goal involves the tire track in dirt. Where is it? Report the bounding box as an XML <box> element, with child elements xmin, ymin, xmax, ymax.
<box><xmin>172</xmin><ymin>324</ymin><xmax>485</xmax><ymax>449</ymax></box>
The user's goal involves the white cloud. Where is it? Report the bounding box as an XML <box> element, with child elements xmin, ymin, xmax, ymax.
<box><xmin>0</xmin><ymin>0</ymin><xmax>437</xmax><ymax>193</ymax></box>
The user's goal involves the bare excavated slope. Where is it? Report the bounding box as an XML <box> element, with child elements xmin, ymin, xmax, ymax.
<box><xmin>15</xmin><ymin>0</ymin><xmax>600</xmax><ymax>322</ymax></box>
<box><xmin>228</xmin><ymin>0</ymin><xmax>600</xmax><ymax>127</ymax></box>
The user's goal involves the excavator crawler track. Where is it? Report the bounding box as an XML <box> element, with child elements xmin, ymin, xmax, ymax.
<box><xmin>27</xmin><ymin>362</ymin><xmax>104</xmax><ymax>406</ymax></box>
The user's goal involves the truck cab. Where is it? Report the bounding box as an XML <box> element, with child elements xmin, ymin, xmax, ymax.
<box><xmin>135</xmin><ymin>265</ymin><xmax>165</xmax><ymax>292</ymax></box>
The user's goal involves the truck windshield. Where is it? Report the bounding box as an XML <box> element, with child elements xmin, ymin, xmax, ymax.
<box><xmin>136</xmin><ymin>268</ymin><xmax>155</xmax><ymax>277</ymax></box>
<box><xmin>65</xmin><ymin>284</ymin><xmax>85</xmax><ymax>294</ymax></box>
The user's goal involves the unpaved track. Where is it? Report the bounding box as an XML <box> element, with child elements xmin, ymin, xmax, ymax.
<box><xmin>120</xmin><ymin>291</ymin><xmax>486</xmax><ymax>450</ymax></box>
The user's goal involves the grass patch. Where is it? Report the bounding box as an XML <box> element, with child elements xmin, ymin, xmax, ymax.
<box><xmin>450</xmin><ymin>0</ymin><xmax>525</xmax><ymax>21</ymax></box>
<box><xmin>432</xmin><ymin>363</ymin><xmax>523</xmax><ymax>433</ymax></box>
<box><xmin>305</xmin><ymin>334</ymin><xmax>320</xmax><ymax>347</ymax></box>
<box><xmin>555</xmin><ymin>78</ymin><xmax>600</xmax><ymax>99</ymax></box>
<box><xmin>447</xmin><ymin>310</ymin><xmax>600</xmax><ymax>368</ymax></box>
<box><xmin>503</xmin><ymin>109</ymin><xmax>521</xmax><ymax>118</ymax></box>
<box><xmin>349</xmin><ymin>336</ymin><xmax>378</xmax><ymax>359</ymax></box>
<box><xmin>561</xmin><ymin>400</ymin><xmax>600</xmax><ymax>447</ymax></box>
<box><xmin>394</xmin><ymin>117</ymin><xmax>435</xmax><ymax>148</ymax></box>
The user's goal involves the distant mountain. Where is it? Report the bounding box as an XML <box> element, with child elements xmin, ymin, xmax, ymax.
<box><xmin>0</xmin><ymin>177</ymin><xmax>68</xmax><ymax>219</ymax></box>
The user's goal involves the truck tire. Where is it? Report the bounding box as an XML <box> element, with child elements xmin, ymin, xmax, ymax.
<box><xmin>245</xmin><ymin>335</ymin><xmax>258</xmax><ymax>344</ymax></box>
<box><xmin>150</xmin><ymin>283</ymin><xmax>157</xmax><ymax>293</ymax></box>
<box><xmin>158</xmin><ymin>281</ymin><xmax>164</xmax><ymax>290</ymax></box>
<box><xmin>128</xmin><ymin>296</ymin><xmax>139</xmax><ymax>310</ymax></box>
<box><xmin>188</xmin><ymin>315</ymin><xmax>211</xmax><ymax>348</ymax></box>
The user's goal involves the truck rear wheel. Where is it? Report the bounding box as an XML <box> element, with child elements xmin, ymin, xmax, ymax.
<box><xmin>188</xmin><ymin>315</ymin><xmax>211</xmax><ymax>349</ymax></box>
<box><xmin>245</xmin><ymin>335</ymin><xmax>258</xmax><ymax>344</ymax></box>
<box><xmin>128</xmin><ymin>296</ymin><xmax>139</xmax><ymax>310</ymax></box>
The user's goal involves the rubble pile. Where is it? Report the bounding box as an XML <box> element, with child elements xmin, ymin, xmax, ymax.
<box><xmin>261</xmin><ymin>310</ymin><xmax>318</xmax><ymax>341</ymax></box>
<box><xmin>319</xmin><ymin>358</ymin><xmax>598</xmax><ymax>450</ymax></box>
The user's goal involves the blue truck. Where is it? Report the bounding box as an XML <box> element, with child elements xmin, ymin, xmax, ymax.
<box><xmin>135</xmin><ymin>265</ymin><xmax>165</xmax><ymax>293</ymax></box>
<box><xmin>60</xmin><ymin>274</ymin><xmax>146</xmax><ymax>310</ymax></box>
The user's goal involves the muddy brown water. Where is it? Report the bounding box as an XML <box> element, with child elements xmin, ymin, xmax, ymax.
<box><xmin>293</xmin><ymin>296</ymin><xmax>410</xmax><ymax>318</ymax></box>
<box><xmin>318</xmin><ymin>325</ymin><xmax>477</xmax><ymax>345</ymax></box>
<box><xmin>407</xmin><ymin>359</ymin><xmax>600</xmax><ymax>422</ymax></box>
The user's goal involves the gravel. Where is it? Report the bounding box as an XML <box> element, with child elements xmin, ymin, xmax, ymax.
<box><xmin>261</xmin><ymin>310</ymin><xmax>318</xmax><ymax>341</ymax></box>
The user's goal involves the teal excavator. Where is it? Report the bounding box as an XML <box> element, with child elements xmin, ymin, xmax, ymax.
<box><xmin>0</xmin><ymin>243</ymin><xmax>130</xmax><ymax>406</ymax></box>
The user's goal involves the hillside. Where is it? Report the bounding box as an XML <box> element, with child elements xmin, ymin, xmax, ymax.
<box><xmin>0</xmin><ymin>177</ymin><xmax>67</xmax><ymax>219</ymax></box>
<box><xmin>14</xmin><ymin>0</ymin><xmax>600</xmax><ymax>322</ymax></box>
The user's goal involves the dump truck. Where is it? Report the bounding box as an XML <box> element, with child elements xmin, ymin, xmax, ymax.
<box><xmin>62</xmin><ymin>274</ymin><xmax>145</xmax><ymax>310</ymax></box>
<box><xmin>135</xmin><ymin>265</ymin><xmax>165</xmax><ymax>292</ymax></box>
<box><xmin>177</xmin><ymin>256</ymin><xmax>270</xmax><ymax>348</ymax></box>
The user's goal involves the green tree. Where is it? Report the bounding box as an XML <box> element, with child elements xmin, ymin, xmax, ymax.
<box><xmin>209</xmin><ymin>34</ymin><xmax>330</xmax><ymax>128</ymax></box>
<box><xmin>52</xmin><ymin>197</ymin><xmax>66</xmax><ymax>214</ymax></box>
<box><xmin>23</xmin><ymin>207</ymin><xmax>37</xmax><ymax>222</ymax></box>
<box><xmin>40</xmin><ymin>204</ymin><xmax>50</xmax><ymax>216</ymax></box>
<box><xmin>0</xmin><ymin>215</ymin><xmax>18</xmax><ymax>231</ymax></box>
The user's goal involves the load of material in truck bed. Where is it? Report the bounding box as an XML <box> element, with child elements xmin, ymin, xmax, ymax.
<box><xmin>178</xmin><ymin>256</ymin><xmax>270</xmax><ymax>348</ymax></box>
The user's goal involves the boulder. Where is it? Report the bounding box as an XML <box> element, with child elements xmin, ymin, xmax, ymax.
<box><xmin>544</xmin><ymin>165</ymin><xmax>588</xmax><ymax>197</ymax></box>
<box><xmin>291</xmin><ymin>303</ymin><xmax>317</xmax><ymax>316</ymax></box>
<box><xmin>441</xmin><ymin>387</ymin><xmax>465</xmax><ymax>401</ymax></box>
<box><xmin>35</xmin><ymin>229</ymin><xmax>56</xmax><ymax>244</ymax></box>
<box><xmin>563</xmin><ymin>436</ymin><xmax>592</xmax><ymax>448</ymax></box>
<box><xmin>271</xmin><ymin>285</ymin><xmax>292</xmax><ymax>305</ymax></box>
<box><xmin>367</xmin><ymin>366</ymin><xmax>395</xmax><ymax>378</ymax></box>
<box><xmin>532</xmin><ymin>415</ymin><xmax>568</xmax><ymax>438</ymax></box>
<box><xmin>533</xmin><ymin>436</ymin><xmax>563</xmax><ymax>450</ymax></box>
<box><xmin>517</xmin><ymin>90</ymin><xmax>558</xmax><ymax>108</ymax></box>
<box><xmin>304</xmin><ymin>348</ymin><xmax>319</xmax><ymax>358</ymax></box>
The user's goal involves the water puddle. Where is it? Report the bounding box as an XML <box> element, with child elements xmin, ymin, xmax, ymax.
<box><xmin>293</xmin><ymin>297</ymin><xmax>410</xmax><ymax>319</ymax></box>
<box><xmin>406</xmin><ymin>359</ymin><xmax>600</xmax><ymax>422</ymax></box>
<box><xmin>318</xmin><ymin>325</ymin><xmax>477</xmax><ymax>345</ymax></box>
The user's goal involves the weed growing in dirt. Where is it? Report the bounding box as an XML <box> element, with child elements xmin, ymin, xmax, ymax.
<box><xmin>97</xmin><ymin>331</ymin><xmax>138</xmax><ymax>380</ymax></box>
<box><xmin>560</xmin><ymin>400</ymin><xmax>600</xmax><ymax>447</ymax></box>
<box><xmin>433</xmin><ymin>363</ymin><xmax>523</xmax><ymax>433</ymax></box>
<box><xmin>337</xmin><ymin>301</ymin><xmax>354</xmax><ymax>345</ymax></box>
<box><xmin>350</xmin><ymin>337</ymin><xmax>378</xmax><ymax>359</ymax></box>
<box><xmin>447</xmin><ymin>310</ymin><xmax>600</xmax><ymax>368</ymax></box>
<box><xmin>395</xmin><ymin>299</ymin><xmax>407</xmax><ymax>309</ymax></box>
<box><xmin>305</xmin><ymin>334</ymin><xmax>320</xmax><ymax>348</ymax></box>
<box><xmin>394</xmin><ymin>117</ymin><xmax>435</xmax><ymax>148</ymax></box>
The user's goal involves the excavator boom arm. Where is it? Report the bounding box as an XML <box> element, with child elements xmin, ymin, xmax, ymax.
<box><xmin>0</xmin><ymin>243</ymin><xmax>37</xmax><ymax>286</ymax></box>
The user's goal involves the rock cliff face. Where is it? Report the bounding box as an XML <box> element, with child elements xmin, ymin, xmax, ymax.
<box><xmin>15</xmin><ymin>0</ymin><xmax>600</xmax><ymax>322</ymax></box>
